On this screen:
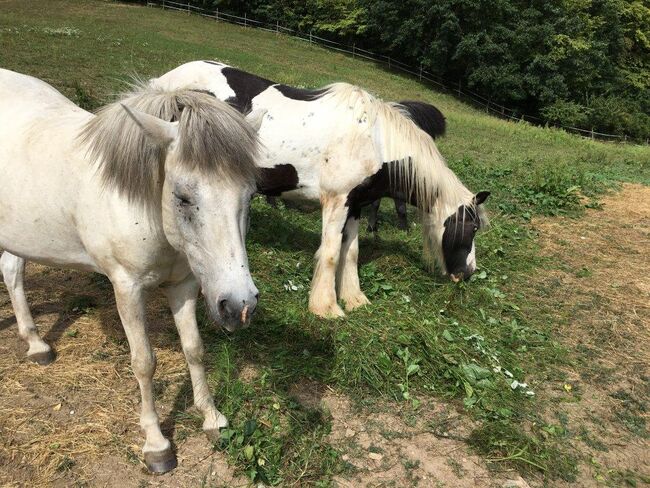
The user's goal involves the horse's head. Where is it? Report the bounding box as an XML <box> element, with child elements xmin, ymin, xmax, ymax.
<box><xmin>425</xmin><ymin>191</ymin><xmax>490</xmax><ymax>282</ymax></box>
<box><xmin>119</xmin><ymin>95</ymin><xmax>265</xmax><ymax>331</ymax></box>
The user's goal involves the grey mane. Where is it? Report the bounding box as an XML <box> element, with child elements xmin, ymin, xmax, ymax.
<box><xmin>79</xmin><ymin>84</ymin><xmax>260</xmax><ymax>205</ymax></box>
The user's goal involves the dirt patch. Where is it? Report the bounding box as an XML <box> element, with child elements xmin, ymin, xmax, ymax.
<box><xmin>288</xmin><ymin>379</ymin><xmax>527</xmax><ymax>488</ymax></box>
<box><xmin>532</xmin><ymin>183</ymin><xmax>650</xmax><ymax>486</ymax></box>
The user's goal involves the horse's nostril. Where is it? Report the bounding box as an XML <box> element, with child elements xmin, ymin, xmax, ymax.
<box><xmin>254</xmin><ymin>293</ymin><xmax>260</xmax><ymax>301</ymax></box>
<box><xmin>219</xmin><ymin>299</ymin><xmax>228</xmax><ymax>315</ymax></box>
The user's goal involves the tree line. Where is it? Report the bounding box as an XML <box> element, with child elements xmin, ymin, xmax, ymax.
<box><xmin>142</xmin><ymin>0</ymin><xmax>650</xmax><ymax>141</ymax></box>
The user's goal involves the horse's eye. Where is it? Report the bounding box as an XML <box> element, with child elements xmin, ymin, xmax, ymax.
<box><xmin>174</xmin><ymin>192</ymin><xmax>193</xmax><ymax>206</ymax></box>
<box><xmin>473</xmin><ymin>226</ymin><xmax>478</xmax><ymax>233</ymax></box>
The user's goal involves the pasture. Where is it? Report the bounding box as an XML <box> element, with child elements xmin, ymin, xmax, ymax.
<box><xmin>0</xmin><ymin>1</ymin><xmax>649</xmax><ymax>486</ymax></box>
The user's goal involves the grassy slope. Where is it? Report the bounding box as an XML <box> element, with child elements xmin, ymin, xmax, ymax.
<box><xmin>1</xmin><ymin>1</ymin><xmax>649</xmax><ymax>485</ymax></box>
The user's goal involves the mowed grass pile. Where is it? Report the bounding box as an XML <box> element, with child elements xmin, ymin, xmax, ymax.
<box><xmin>1</xmin><ymin>1</ymin><xmax>649</xmax><ymax>484</ymax></box>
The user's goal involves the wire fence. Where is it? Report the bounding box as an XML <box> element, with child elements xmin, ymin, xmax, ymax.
<box><xmin>145</xmin><ymin>0</ymin><xmax>644</xmax><ymax>143</ymax></box>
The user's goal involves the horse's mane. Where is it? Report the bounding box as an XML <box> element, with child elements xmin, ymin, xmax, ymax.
<box><xmin>320</xmin><ymin>83</ymin><xmax>474</xmax><ymax>220</ymax></box>
<box><xmin>394</xmin><ymin>100</ymin><xmax>446</xmax><ymax>140</ymax></box>
<box><xmin>79</xmin><ymin>83</ymin><xmax>260</xmax><ymax>206</ymax></box>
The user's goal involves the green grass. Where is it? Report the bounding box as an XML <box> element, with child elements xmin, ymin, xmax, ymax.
<box><xmin>2</xmin><ymin>1</ymin><xmax>649</xmax><ymax>485</ymax></box>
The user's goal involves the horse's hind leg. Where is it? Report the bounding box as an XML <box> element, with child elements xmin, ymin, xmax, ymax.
<box><xmin>0</xmin><ymin>252</ymin><xmax>54</xmax><ymax>365</ymax></box>
<box><xmin>394</xmin><ymin>198</ymin><xmax>408</xmax><ymax>231</ymax></box>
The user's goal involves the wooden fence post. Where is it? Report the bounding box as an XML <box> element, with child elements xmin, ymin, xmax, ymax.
<box><xmin>419</xmin><ymin>63</ymin><xmax>423</xmax><ymax>81</ymax></box>
<box><xmin>388</xmin><ymin>57</ymin><xmax>391</xmax><ymax>69</ymax></box>
<box><xmin>352</xmin><ymin>43</ymin><xmax>356</xmax><ymax>58</ymax></box>
<box><xmin>309</xmin><ymin>30</ymin><xmax>312</xmax><ymax>44</ymax></box>
<box><xmin>244</xmin><ymin>12</ymin><xmax>247</xmax><ymax>27</ymax></box>
<box><xmin>276</xmin><ymin>20</ymin><xmax>279</xmax><ymax>33</ymax></box>
<box><xmin>187</xmin><ymin>2</ymin><xmax>190</xmax><ymax>14</ymax></box>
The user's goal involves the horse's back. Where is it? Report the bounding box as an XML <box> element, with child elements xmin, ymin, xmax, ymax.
<box><xmin>0</xmin><ymin>69</ymin><xmax>97</xmax><ymax>268</ymax></box>
<box><xmin>0</xmin><ymin>68</ymin><xmax>80</xmax><ymax>114</ymax></box>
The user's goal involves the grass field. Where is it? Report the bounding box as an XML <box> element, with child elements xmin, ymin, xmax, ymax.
<box><xmin>0</xmin><ymin>1</ymin><xmax>649</xmax><ymax>486</ymax></box>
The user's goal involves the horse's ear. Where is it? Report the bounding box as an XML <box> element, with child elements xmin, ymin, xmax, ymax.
<box><xmin>120</xmin><ymin>103</ymin><xmax>178</xmax><ymax>148</ymax></box>
<box><xmin>474</xmin><ymin>191</ymin><xmax>490</xmax><ymax>205</ymax></box>
<box><xmin>245</xmin><ymin>108</ymin><xmax>267</xmax><ymax>133</ymax></box>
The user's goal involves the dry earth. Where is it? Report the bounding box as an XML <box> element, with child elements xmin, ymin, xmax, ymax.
<box><xmin>0</xmin><ymin>183</ymin><xmax>648</xmax><ymax>487</ymax></box>
<box><xmin>531</xmin><ymin>183</ymin><xmax>650</xmax><ymax>487</ymax></box>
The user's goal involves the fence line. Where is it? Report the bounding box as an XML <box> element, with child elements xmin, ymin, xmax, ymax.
<box><xmin>146</xmin><ymin>0</ymin><xmax>638</xmax><ymax>143</ymax></box>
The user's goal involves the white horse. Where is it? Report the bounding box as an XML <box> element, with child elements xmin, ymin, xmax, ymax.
<box><xmin>0</xmin><ymin>69</ymin><xmax>265</xmax><ymax>472</ymax></box>
<box><xmin>152</xmin><ymin>61</ymin><xmax>490</xmax><ymax>318</ymax></box>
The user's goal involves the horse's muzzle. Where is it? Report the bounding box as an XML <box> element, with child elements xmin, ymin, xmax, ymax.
<box><xmin>215</xmin><ymin>292</ymin><xmax>259</xmax><ymax>332</ymax></box>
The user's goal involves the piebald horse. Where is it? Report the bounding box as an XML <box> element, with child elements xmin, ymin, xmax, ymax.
<box><xmin>153</xmin><ymin>61</ymin><xmax>489</xmax><ymax>318</ymax></box>
<box><xmin>0</xmin><ymin>69</ymin><xmax>264</xmax><ymax>472</ymax></box>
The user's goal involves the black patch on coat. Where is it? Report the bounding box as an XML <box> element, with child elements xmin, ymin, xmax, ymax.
<box><xmin>397</xmin><ymin>101</ymin><xmax>446</xmax><ymax>139</ymax></box>
<box><xmin>221</xmin><ymin>67</ymin><xmax>275</xmax><ymax>113</ymax></box>
<box><xmin>257</xmin><ymin>164</ymin><xmax>299</xmax><ymax>196</ymax></box>
<box><xmin>441</xmin><ymin>204</ymin><xmax>482</xmax><ymax>276</ymax></box>
<box><xmin>273</xmin><ymin>84</ymin><xmax>328</xmax><ymax>102</ymax></box>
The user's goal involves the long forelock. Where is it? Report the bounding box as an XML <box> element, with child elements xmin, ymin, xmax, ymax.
<box><xmin>79</xmin><ymin>83</ymin><xmax>260</xmax><ymax>206</ymax></box>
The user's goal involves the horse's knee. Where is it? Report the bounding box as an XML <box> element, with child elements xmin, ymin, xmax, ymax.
<box><xmin>131</xmin><ymin>350</ymin><xmax>156</xmax><ymax>378</ymax></box>
<box><xmin>182</xmin><ymin>341</ymin><xmax>204</xmax><ymax>366</ymax></box>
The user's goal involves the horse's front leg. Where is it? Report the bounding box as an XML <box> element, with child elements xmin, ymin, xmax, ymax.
<box><xmin>367</xmin><ymin>199</ymin><xmax>381</xmax><ymax>233</ymax></box>
<box><xmin>162</xmin><ymin>276</ymin><xmax>227</xmax><ymax>442</ymax></box>
<box><xmin>309</xmin><ymin>193</ymin><xmax>348</xmax><ymax>318</ymax></box>
<box><xmin>336</xmin><ymin>216</ymin><xmax>370</xmax><ymax>311</ymax></box>
<box><xmin>111</xmin><ymin>274</ymin><xmax>176</xmax><ymax>473</ymax></box>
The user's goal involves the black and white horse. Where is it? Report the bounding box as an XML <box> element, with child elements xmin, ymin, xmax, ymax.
<box><xmin>153</xmin><ymin>61</ymin><xmax>489</xmax><ymax>318</ymax></box>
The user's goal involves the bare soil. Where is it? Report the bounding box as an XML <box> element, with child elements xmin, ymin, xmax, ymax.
<box><xmin>0</xmin><ymin>183</ymin><xmax>648</xmax><ymax>487</ymax></box>
<box><xmin>531</xmin><ymin>183</ymin><xmax>650</xmax><ymax>487</ymax></box>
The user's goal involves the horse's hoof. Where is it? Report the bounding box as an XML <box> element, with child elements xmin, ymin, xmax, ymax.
<box><xmin>204</xmin><ymin>428</ymin><xmax>221</xmax><ymax>443</ymax></box>
<box><xmin>27</xmin><ymin>349</ymin><xmax>56</xmax><ymax>366</ymax></box>
<box><xmin>144</xmin><ymin>448</ymin><xmax>177</xmax><ymax>474</ymax></box>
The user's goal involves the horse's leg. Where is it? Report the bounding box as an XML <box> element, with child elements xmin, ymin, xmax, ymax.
<box><xmin>162</xmin><ymin>276</ymin><xmax>227</xmax><ymax>442</ymax></box>
<box><xmin>367</xmin><ymin>199</ymin><xmax>381</xmax><ymax>233</ymax></box>
<box><xmin>111</xmin><ymin>275</ymin><xmax>176</xmax><ymax>473</ymax></box>
<box><xmin>309</xmin><ymin>194</ymin><xmax>348</xmax><ymax>318</ymax></box>
<box><xmin>0</xmin><ymin>252</ymin><xmax>54</xmax><ymax>365</ymax></box>
<box><xmin>394</xmin><ymin>198</ymin><xmax>408</xmax><ymax>231</ymax></box>
<box><xmin>336</xmin><ymin>216</ymin><xmax>371</xmax><ymax>311</ymax></box>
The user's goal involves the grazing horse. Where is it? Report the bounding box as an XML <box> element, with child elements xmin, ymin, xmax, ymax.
<box><xmin>366</xmin><ymin>101</ymin><xmax>447</xmax><ymax>233</ymax></box>
<box><xmin>153</xmin><ymin>61</ymin><xmax>489</xmax><ymax>318</ymax></box>
<box><xmin>0</xmin><ymin>69</ymin><xmax>264</xmax><ymax>472</ymax></box>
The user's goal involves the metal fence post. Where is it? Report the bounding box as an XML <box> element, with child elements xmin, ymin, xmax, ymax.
<box><xmin>162</xmin><ymin>0</ymin><xmax>165</xmax><ymax>9</ymax></box>
<box><xmin>187</xmin><ymin>2</ymin><xmax>190</xmax><ymax>14</ymax></box>
<box><xmin>276</xmin><ymin>20</ymin><xmax>279</xmax><ymax>33</ymax></box>
<box><xmin>244</xmin><ymin>12</ymin><xmax>247</xmax><ymax>27</ymax></box>
<box><xmin>215</xmin><ymin>8</ymin><xmax>218</xmax><ymax>20</ymax></box>
<box><xmin>352</xmin><ymin>43</ymin><xmax>356</xmax><ymax>58</ymax></box>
